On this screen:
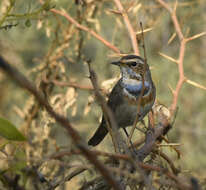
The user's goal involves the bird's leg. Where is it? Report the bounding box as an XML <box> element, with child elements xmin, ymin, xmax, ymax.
<box><xmin>123</xmin><ymin>128</ymin><xmax>129</xmax><ymax>137</ymax></box>
<box><xmin>123</xmin><ymin>128</ymin><xmax>138</xmax><ymax>155</ymax></box>
<box><xmin>123</xmin><ymin>128</ymin><xmax>134</xmax><ymax>146</ymax></box>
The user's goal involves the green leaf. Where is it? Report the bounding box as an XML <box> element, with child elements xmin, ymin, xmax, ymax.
<box><xmin>0</xmin><ymin>117</ymin><xmax>26</xmax><ymax>141</ymax></box>
<box><xmin>25</xmin><ymin>19</ymin><xmax>31</xmax><ymax>27</ymax></box>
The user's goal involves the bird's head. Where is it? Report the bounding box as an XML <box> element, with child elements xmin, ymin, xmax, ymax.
<box><xmin>111</xmin><ymin>55</ymin><xmax>149</xmax><ymax>81</ymax></box>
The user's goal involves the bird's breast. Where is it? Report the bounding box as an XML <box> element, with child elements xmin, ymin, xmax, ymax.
<box><xmin>111</xmin><ymin>78</ymin><xmax>155</xmax><ymax>127</ymax></box>
<box><xmin>121</xmin><ymin>80</ymin><xmax>155</xmax><ymax>117</ymax></box>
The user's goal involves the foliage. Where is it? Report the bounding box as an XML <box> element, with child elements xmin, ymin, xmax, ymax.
<box><xmin>0</xmin><ymin>117</ymin><xmax>26</xmax><ymax>141</ymax></box>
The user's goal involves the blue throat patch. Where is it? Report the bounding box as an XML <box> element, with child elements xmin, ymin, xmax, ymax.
<box><xmin>124</xmin><ymin>82</ymin><xmax>150</xmax><ymax>97</ymax></box>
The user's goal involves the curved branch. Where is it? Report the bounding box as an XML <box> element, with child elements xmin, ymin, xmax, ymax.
<box><xmin>113</xmin><ymin>0</ymin><xmax>139</xmax><ymax>55</ymax></box>
<box><xmin>50</xmin><ymin>8</ymin><xmax>121</xmax><ymax>54</ymax></box>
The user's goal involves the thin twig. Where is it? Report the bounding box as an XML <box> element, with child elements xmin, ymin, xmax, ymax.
<box><xmin>45</xmin><ymin>79</ymin><xmax>95</xmax><ymax>91</ymax></box>
<box><xmin>0</xmin><ymin>2</ymin><xmax>13</xmax><ymax>27</ymax></box>
<box><xmin>157</xmin><ymin>151</ymin><xmax>180</xmax><ymax>175</ymax></box>
<box><xmin>113</xmin><ymin>0</ymin><xmax>139</xmax><ymax>55</ymax></box>
<box><xmin>128</xmin><ymin>22</ymin><xmax>147</xmax><ymax>143</ymax></box>
<box><xmin>49</xmin><ymin>149</ymin><xmax>129</xmax><ymax>161</ymax></box>
<box><xmin>50</xmin><ymin>8</ymin><xmax>121</xmax><ymax>54</ymax></box>
<box><xmin>48</xmin><ymin>167</ymin><xmax>87</xmax><ymax>190</ymax></box>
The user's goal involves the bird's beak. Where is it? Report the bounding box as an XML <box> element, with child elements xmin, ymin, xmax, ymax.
<box><xmin>110</xmin><ymin>61</ymin><xmax>121</xmax><ymax>66</ymax></box>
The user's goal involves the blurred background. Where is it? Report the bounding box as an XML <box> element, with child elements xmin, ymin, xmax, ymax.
<box><xmin>0</xmin><ymin>0</ymin><xmax>205</xmax><ymax>189</ymax></box>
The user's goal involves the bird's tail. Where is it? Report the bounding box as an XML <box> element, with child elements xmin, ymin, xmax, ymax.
<box><xmin>88</xmin><ymin>125</ymin><xmax>108</xmax><ymax>146</ymax></box>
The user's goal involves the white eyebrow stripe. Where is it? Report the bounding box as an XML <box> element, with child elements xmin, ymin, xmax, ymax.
<box><xmin>121</xmin><ymin>58</ymin><xmax>143</xmax><ymax>63</ymax></box>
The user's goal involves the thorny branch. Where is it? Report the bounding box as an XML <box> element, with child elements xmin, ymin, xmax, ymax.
<box><xmin>157</xmin><ymin>0</ymin><xmax>206</xmax><ymax>114</ymax></box>
<box><xmin>157</xmin><ymin>0</ymin><xmax>185</xmax><ymax>114</ymax></box>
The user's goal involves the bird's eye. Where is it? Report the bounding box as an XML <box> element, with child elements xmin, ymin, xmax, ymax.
<box><xmin>131</xmin><ymin>62</ymin><xmax>137</xmax><ymax>67</ymax></box>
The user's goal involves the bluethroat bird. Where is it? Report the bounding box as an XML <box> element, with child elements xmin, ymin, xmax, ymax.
<box><xmin>88</xmin><ymin>55</ymin><xmax>156</xmax><ymax>146</ymax></box>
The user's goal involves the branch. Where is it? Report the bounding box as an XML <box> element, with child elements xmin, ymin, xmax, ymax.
<box><xmin>50</xmin><ymin>8</ymin><xmax>121</xmax><ymax>54</ymax></box>
<box><xmin>0</xmin><ymin>1</ymin><xmax>13</xmax><ymax>27</ymax></box>
<box><xmin>0</xmin><ymin>56</ymin><xmax>123</xmax><ymax>190</ymax></box>
<box><xmin>157</xmin><ymin>0</ymin><xmax>186</xmax><ymax>114</ymax></box>
<box><xmin>87</xmin><ymin>61</ymin><xmax>126</xmax><ymax>152</ymax></box>
<box><xmin>44</xmin><ymin>79</ymin><xmax>95</xmax><ymax>91</ymax></box>
<box><xmin>128</xmin><ymin>22</ymin><xmax>148</xmax><ymax>142</ymax></box>
<box><xmin>155</xmin><ymin>150</ymin><xmax>180</xmax><ymax>175</ymax></box>
<box><xmin>157</xmin><ymin>0</ymin><xmax>206</xmax><ymax>115</ymax></box>
<box><xmin>49</xmin><ymin>149</ymin><xmax>129</xmax><ymax>161</ymax></box>
<box><xmin>49</xmin><ymin>115</ymin><xmax>192</xmax><ymax>190</ymax></box>
<box><xmin>47</xmin><ymin>167</ymin><xmax>87</xmax><ymax>190</ymax></box>
<box><xmin>113</xmin><ymin>0</ymin><xmax>139</xmax><ymax>55</ymax></box>
<box><xmin>136</xmin><ymin>115</ymin><xmax>170</xmax><ymax>161</ymax></box>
